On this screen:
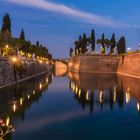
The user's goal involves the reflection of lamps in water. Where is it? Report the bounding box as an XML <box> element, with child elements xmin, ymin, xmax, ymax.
<box><xmin>33</xmin><ymin>90</ymin><xmax>35</xmax><ymax>95</ymax></box>
<box><xmin>6</xmin><ymin>117</ymin><xmax>10</xmax><ymax>126</ymax></box>
<box><xmin>137</xmin><ymin>102</ymin><xmax>140</xmax><ymax>111</ymax></box>
<box><xmin>126</xmin><ymin>88</ymin><xmax>131</xmax><ymax>104</ymax></box>
<box><xmin>78</xmin><ymin>89</ymin><xmax>81</xmax><ymax>98</ymax></box>
<box><xmin>75</xmin><ymin>85</ymin><xmax>78</xmax><ymax>94</ymax></box>
<box><xmin>39</xmin><ymin>83</ymin><xmax>42</xmax><ymax>90</ymax></box>
<box><xmin>28</xmin><ymin>94</ymin><xmax>30</xmax><ymax>99</ymax></box>
<box><xmin>113</xmin><ymin>87</ymin><xmax>116</xmax><ymax>102</ymax></box>
<box><xmin>13</xmin><ymin>104</ymin><xmax>16</xmax><ymax>112</ymax></box>
<box><xmin>46</xmin><ymin>77</ymin><xmax>48</xmax><ymax>84</ymax></box>
<box><xmin>100</xmin><ymin>90</ymin><xmax>103</xmax><ymax>103</ymax></box>
<box><xmin>20</xmin><ymin>98</ymin><xmax>23</xmax><ymax>106</ymax></box>
<box><xmin>86</xmin><ymin>91</ymin><xmax>90</xmax><ymax>101</ymax></box>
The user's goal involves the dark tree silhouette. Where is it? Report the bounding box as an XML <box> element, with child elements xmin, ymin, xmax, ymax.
<box><xmin>117</xmin><ymin>36</ymin><xmax>126</xmax><ymax>54</ymax></box>
<box><xmin>1</xmin><ymin>13</ymin><xmax>11</xmax><ymax>33</ymax></box>
<box><xmin>101</xmin><ymin>33</ymin><xmax>105</xmax><ymax>53</ymax></box>
<box><xmin>36</xmin><ymin>41</ymin><xmax>39</xmax><ymax>47</ymax></box>
<box><xmin>91</xmin><ymin>29</ymin><xmax>95</xmax><ymax>51</ymax></box>
<box><xmin>70</xmin><ymin>48</ymin><xmax>73</xmax><ymax>57</ymax></box>
<box><xmin>110</xmin><ymin>33</ymin><xmax>116</xmax><ymax>54</ymax></box>
<box><xmin>20</xmin><ymin>29</ymin><xmax>25</xmax><ymax>41</ymax></box>
<box><xmin>81</xmin><ymin>33</ymin><xmax>87</xmax><ymax>53</ymax></box>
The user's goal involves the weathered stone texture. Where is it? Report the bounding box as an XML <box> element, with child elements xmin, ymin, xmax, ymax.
<box><xmin>0</xmin><ymin>57</ymin><xmax>50</xmax><ymax>86</ymax></box>
<box><xmin>68</xmin><ymin>53</ymin><xmax>140</xmax><ymax>78</ymax></box>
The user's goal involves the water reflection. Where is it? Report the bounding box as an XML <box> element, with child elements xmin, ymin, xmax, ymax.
<box><xmin>68</xmin><ymin>72</ymin><xmax>140</xmax><ymax>113</ymax></box>
<box><xmin>0</xmin><ymin>73</ymin><xmax>53</xmax><ymax>139</ymax></box>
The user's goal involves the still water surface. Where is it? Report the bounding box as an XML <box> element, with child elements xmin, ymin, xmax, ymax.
<box><xmin>0</xmin><ymin>72</ymin><xmax>140</xmax><ymax>140</ymax></box>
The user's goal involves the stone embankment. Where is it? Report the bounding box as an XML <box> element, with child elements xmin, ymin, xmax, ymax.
<box><xmin>68</xmin><ymin>52</ymin><xmax>140</xmax><ymax>79</ymax></box>
<box><xmin>0</xmin><ymin>57</ymin><xmax>53</xmax><ymax>87</ymax></box>
<box><xmin>54</xmin><ymin>61</ymin><xmax>67</xmax><ymax>76</ymax></box>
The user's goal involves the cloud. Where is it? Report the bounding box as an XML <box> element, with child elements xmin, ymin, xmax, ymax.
<box><xmin>5</xmin><ymin>0</ymin><xmax>120</xmax><ymax>28</ymax></box>
<box><xmin>4</xmin><ymin>0</ymin><xmax>140</xmax><ymax>29</ymax></box>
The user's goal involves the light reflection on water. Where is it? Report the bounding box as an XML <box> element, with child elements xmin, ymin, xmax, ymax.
<box><xmin>68</xmin><ymin>72</ymin><xmax>140</xmax><ymax>113</ymax></box>
<box><xmin>0</xmin><ymin>71</ymin><xmax>140</xmax><ymax>140</ymax></box>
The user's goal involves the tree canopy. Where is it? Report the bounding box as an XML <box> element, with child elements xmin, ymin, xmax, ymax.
<box><xmin>20</xmin><ymin>29</ymin><xmax>25</xmax><ymax>41</ymax></box>
<box><xmin>1</xmin><ymin>13</ymin><xmax>11</xmax><ymax>34</ymax></box>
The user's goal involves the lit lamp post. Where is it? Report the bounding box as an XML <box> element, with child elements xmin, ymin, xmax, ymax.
<box><xmin>127</xmin><ymin>47</ymin><xmax>132</xmax><ymax>53</ymax></box>
<box><xmin>6</xmin><ymin>45</ymin><xmax>9</xmax><ymax>49</ymax></box>
<box><xmin>11</xmin><ymin>57</ymin><xmax>18</xmax><ymax>82</ymax></box>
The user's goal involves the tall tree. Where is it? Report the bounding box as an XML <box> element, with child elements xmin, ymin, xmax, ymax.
<box><xmin>1</xmin><ymin>13</ymin><xmax>11</xmax><ymax>33</ymax></box>
<box><xmin>121</xmin><ymin>36</ymin><xmax>126</xmax><ymax>54</ymax></box>
<box><xmin>81</xmin><ymin>33</ymin><xmax>87</xmax><ymax>53</ymax></box>
<box><xmin>110</xmin><ymin>33</ymin><xmax>116</xmax><ymax>54</ymax></box>
<box><xmin>36</xmin><ymin>41</ymin><xmax>40</xmax><ymax>47</ymax></box>
<box><xmin>101</xmin><ymin>33</ymin><xmax>105</xmax><ymax>53</ymax></box>
<box><xmin>70</xmin><ymin>48</ymin><xmax>73</xmax><ymax>57</ymax></box>
<box><xmin>74</xmin><ymin>40</ymin><xmax>80</xmax><ymax>55</ymax></box>
<box><xmin>78</xmin><ymin>35</ymin><xmax>82</xmax><ymax>54</ymax></box>
<box><xmin>117</xmin><ymin>36</ymin><xmax>126</xmax><ymax>54</ymax></box>
<box><xmin>91</xmin><ymin>29</ymin><xmax>95</xmax><ymax>51</ymax></box>
<box><xmin>20</xmin><ymin>29</ymin><xmax>25</xmax><ymax>41</ymax></box>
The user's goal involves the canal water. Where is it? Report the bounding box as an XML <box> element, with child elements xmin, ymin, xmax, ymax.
<box><xmin>0</xmin><ymin>72</ymin><xmax>140</xmax><ymax>140</ymax></box>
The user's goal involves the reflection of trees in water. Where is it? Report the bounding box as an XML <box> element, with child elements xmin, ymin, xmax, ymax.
<box><xmin>0</xmin><ymin>73</ymin><xmax>53</xmax><ymax>139</ymax></box>
<box><xmin>69</xmin><ymin>80</ymin><xmax>130</xmax><ymax>113</ymax></box>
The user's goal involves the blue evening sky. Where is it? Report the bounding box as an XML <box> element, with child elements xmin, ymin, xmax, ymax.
<box><xmin>0</xmin><ymin>0</ymin><xmax>140</xmax><ymax>58</ymax></box>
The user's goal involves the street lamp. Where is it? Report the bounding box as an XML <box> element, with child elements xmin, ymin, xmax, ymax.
<box><xmin>5</xmin><ymin>45</ymin><xmax>9</xmax><ymax>49</ymax></box>
<box><xmin>11</xmin><ymin>57</ymin><xmax>18</xmax><ymax>81</ymax></box>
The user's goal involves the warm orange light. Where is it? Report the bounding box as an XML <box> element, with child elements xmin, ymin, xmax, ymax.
<box><xmin>20</xmin><ymin>98</ymin><xmax>23</xmax><ymax>106</ymax></box>
<box><xmin>13</xmin><ymin>104</ymin><xmax>16</xmax><ymax>112</ymax></box>
<box><xmin>12</xmin><ymin>57</ymin><xmax>17</xmax><ymax>63</ymax></box>
<box><xmin>86</xmin><ymin>91</ymin><xmax>90</xmax><ymax>101</ymax></box>
<box><xmin>6</xmin><ymin>117</ymin><xmax>10</xmax><ymax>126</ymax></box>
<box><xmin>46</xmin><ymin>78</ymin><xmax>48</xmax><ymax>84</ymax></box>
<box><xmin>113</xmin><ymin>87</ymin><xmax>116</xmax><ymax>102</ymax></box>
<box><xmin>39</xmin><ymin>83</ymin><xmax>42</xmax><ymax>90</ymax></box>
<box><xmin>6</xmin><ymin>45</ymin><xmax>9</xmax><ymax>49</ymax></box>
<box><xmin>137</xmin><ymin>102</ymin><xmax>140</xmax><ymax>111</ymax></box>
<box><xmin>28</xmin><ymin>94</ymin><xmax>30</xmax><ymax>99</ymax></box>
<box><xmin>100</xmin><ymin>90</ymin><xmax>103</xmax><ymax>103</ymax></box>
<box><xmin>33</xmin><ymin>90</ymin><xmax>35</xmax><ymax>95</ymax></box>
<box><xmin>126</xmin><ymin>88</ymin><xmax>131</xmax><ymax>104</ymax></box>
<box><xmin>39</xmin><ymin>60</ymin><xmax>43</xmax><ymax>64</ymax></box>
<box><xmin>78</xmin><ymin>89</ymin><xmax>81</xmax><ymax>98</ymax></box>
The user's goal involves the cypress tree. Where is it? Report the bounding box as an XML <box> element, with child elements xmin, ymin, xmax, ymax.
<box><xmin>121</xmin><ymin>36</ymin><xmax>126</xmax><ymax>54</ymax></box>
<box><xmin>79</xmin><ymin>35</ymin><xmax>82</xmax><ymax>54</ymax></box>
<box><xmin>1</xmin><ymin>13</ymin><xmax>11</xmax><ymax>33</ymax></box>
<box><xmin>110</xmin><ymin>33</ymin><xmax>116</xmax><ymax>54</ymax></box>
<box><xmin>117</xmin><ymin>36</ymin><xmax>126</xmax><ymax>54</ymax></box>
<box><xmin>20</xmin><ymin>29</ymin><xmax>25</xmax><ymax>41</ymax></box>
<box><xmin>101</xmin><ymin>33</ymin><xmax>105</xmax><ymax>53</ymax></box>
<box><xmin>81</xmin><ymin>33</ymin><xmax>87</xmax><ymax>53</ymax></box>
<box><xmin>91</xmin><ymin>29</ymin><xmax>95</xmax><ymax>51</ymax></box>
<box><xmin>36</xmin><ymin>41</ymin><xmax>40</xmax><ymax>47</ymax></box>
<box><xmin>70</xmin><ymin>48</ymin><xmax>73</xmax><ymax>57</ymax></box>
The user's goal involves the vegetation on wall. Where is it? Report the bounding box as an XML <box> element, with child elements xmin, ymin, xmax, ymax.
<box><xmin>70</xmin><ymin>29</ymin><xmax>126</xmax><ymax>57</ymax></box>
<box><xmin>0</xmin><ymin>13</ymin><xmax>52</xmax><ymax>60</ymax></box>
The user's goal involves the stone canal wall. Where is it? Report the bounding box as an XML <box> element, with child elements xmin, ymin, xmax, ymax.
<box><xmin>54</xmin><ymin>61</ymin><xmax>67</xmax><ymax>76</ymax></box>
<box><xmin>68</xmin><ymin>52</ymin><xmax>140</xmax><ymax>78</ymax></box>
<box><xmin>0</xmin><ymin>57</ymin><xmax>52</xmax><ymax>87</ymax></box>
<box><xmin>117</xmin><ymin>53</ymin><xmax>140</xmax><ymax>78</ymax></box>
<box><xmin>68</xmin><ymin>54</ymin><xmax>120</xmax><ymax>73</ymax></box>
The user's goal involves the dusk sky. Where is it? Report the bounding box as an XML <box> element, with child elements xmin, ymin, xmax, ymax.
<box><xmin>1</xmin><ymin>0</ymin><xmax>140</xmax><ymax>58</ymax></box>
